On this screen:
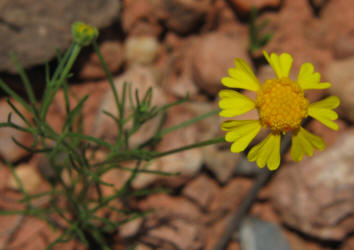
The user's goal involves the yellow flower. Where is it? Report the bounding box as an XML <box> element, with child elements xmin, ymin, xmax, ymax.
<box><xmin>219</xmin><ymin>51</ymin><xmax>340</xmax><ymax>170</ymax></box>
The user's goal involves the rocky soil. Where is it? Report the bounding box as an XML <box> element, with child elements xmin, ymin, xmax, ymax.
<box><xmin>1</xmin><ymin>0</ymin><xmax>354</xmax><ymax>249</ymax></box>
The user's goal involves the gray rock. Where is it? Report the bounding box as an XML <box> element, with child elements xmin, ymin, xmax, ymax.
<box><xmin>0</xmin><ymin>0</ymin><xmax>120</xmax><ymax>72</ymax></box>
<box><xmin>240</xmin><ymin>216</ymin><xmax>292</xmax><ymax>250</ymax></box>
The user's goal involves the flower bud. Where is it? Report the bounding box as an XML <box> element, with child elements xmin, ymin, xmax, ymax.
<box><xmin>72</xmin><ymin>22</ymin><xmax>98</xmax><ymax>46</ymax></box>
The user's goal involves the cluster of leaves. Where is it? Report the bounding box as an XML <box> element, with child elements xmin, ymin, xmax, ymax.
<box><xmin>0</xmin><ymin>23</ymin><xmax>222</xmax><ymax>249</ymax></box>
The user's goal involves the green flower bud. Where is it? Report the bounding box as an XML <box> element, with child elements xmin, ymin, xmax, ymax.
<box><xmin>72</xmin><ymin>22</ymin><xmax>98</xmax><ymax>46</ymax></box>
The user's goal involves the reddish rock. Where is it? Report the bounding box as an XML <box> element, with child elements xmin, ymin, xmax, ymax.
<box><xmin>342</xmin><ymin>236</ymin><xmax>354</xmax><ymax>250</ymax></box>
<box><xmin>79</xmin><ymin>41</ymin><xmax>124</xmax><ymax>79</ymax></box>
<box><xmin>251</xmin><ymin>200</ymin><xmax>280</xmax><ymax>225</ymax></box>
<box><xmin>0</xmin><ymin>163</ymin><xmax>10</xmax><ymax>190</ymax></box>
<box><xmin>182</xmin><ymin>174</ymin><xmax>220</xmax><ymax>209</ymax></box>
<box><xmin>312</xmin><ymin>0</ymin><xmax>354</xmax><ymax>59</ymax></box>
<box><xmin>153</xmin><ymin>0</ymin><xmax>212</xmax><ymax>34</ymax></box>
<box><xmin>210</xmin><ymin>0</ymin><xmax>238</xmax><ymax>31</ymax></box>
<box><xmin>119</xmin><ymin>217</ymin><xmax>143</xmax><ymax>238</ymax></box>
<box><xmin>191</xmin><ymin>31</ymin><xmax>250</xmax><ymax>95</ymax></box>
<box><xmin>138</xmin><ymin>194</ymin><xmax>203</xmax><ymax>249</ymax></box>
<box><xmin>264</xmin><ymin>0</ymin><xmax>331</xmax><ymax>72</ymax></box>
<box><xmin>163</xmin><ymin>36</ymin><xmax>201</xmax><ymax>100</ymax></box>
<box><xmin>203</xmin><ymin>215</ymin><xmax>229</xmax><ymax>250</ymax></box>
<box><xmin>121</xmin><ymin>0</ymin><xmax>162</xmax><ymax>36</ymax></box>
<box><xmin>271</xmin><ymin>130</ymin><xmax>354</xmax><ymax>240</ymax></box>
<box><xmin>227</xmin><ymin>241</ymin><xmax>241</xmax><ymax>250</ymax></box>
<box><xmin>100</xmin><ymin>168</ymin><xmax>129</xmax><ymax>196</ymax></box>
<box><xmin>0</xmin><ymin>98</ymin><xmax>33</xmax><ymax>162</ymax></box>
<box><xmin>333</xmin><ymin>34</ymin><xmax>354</xmax><ymax>60</ymax></box>
<box><xmin>132</xmin><ymin>104</ymin><xmax>203</xmax><ymax>188</ymax></box>
<box><xmin>202</xmin><ymin>145</ymin><xmax>241</xmax><ymax>183</ymax></box>
<box><xmin>209</xmin><ymin>177</ymin><xmax>253</xmax><ymax>212</ymax></box>
<box><xmin>1</xmin><ymin>217</ymin><xmax>84</xmax><ymax>250</ymax></box>
<box><xmin>229</xmin><ymin>0</ymin><xmax>282</xmax><ymax>13</ymax></box>
<box><xmin>325</xmin><ymin>57</ymin><xmax>354</xmax><ymax>123</ymax></box>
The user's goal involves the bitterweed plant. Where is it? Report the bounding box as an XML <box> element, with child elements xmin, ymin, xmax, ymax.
<box><xmin>0</xmin><ymin>22</ymin><xmax>224</xmax><ymax>249</ymax></box>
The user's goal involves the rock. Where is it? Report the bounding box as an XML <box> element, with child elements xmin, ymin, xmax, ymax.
<box><xmin>1</xmin><ymin>217</ymin><xmax>84</xmax><ymax>250</ymax></box>
<box><xmin>312</xmin><ymin>0</ymin><xmax>354</xmax><ymax>59</ymax></box>
<box><xmin>7</xmin><ymin>164</ymin><xmax>42</xmax><ymax>194</ymax></box>
<box><xmin>325</xmin><ymin>57</ymin><xmax>354</xmax><ymax>123</ymax></box>
<box><xmin>191</xmin><ymin>31</ymin><xmax>250</xmax><ymax>95</ymax></box>
<box><xmin>79</xmin><ymin>41</ymin><xmax>124</xmax><ymax>79</ymax></box>
<box><xmin>153</xmin><ymin>0</ymin><xmax>212</xmax><ymax>34</ymax></box>
<box><xmin>271</xmin><ymin>130</ymin><xmax>354</xmax><ymax>240</ymax></box>
<box><xmin>213</xmin><ymin>0</ymin><xmax>240</xmax><ymax>32</ymax></box>
<box><xmin>168</xmin><ymin>74</ymin><xmax>199</xmax><ymax>99</ymax></box>
<box><xmin>264</xmin><ymin>0</ymin><xmax>331</xmax><ymax>72</ymax></box>
<box><xmin>0</xmin><ymin>162</ymin><xmax>11</xmax><ymax>190</ymax></box>
<box><xmin>132</xmin><ymin>104</ymin><xmax>203</xmax><ymax>188</ymax></box>
<box><xmin>203</xmin><ymin>215</ymin><xmax>230</xmax><ymax>250</ymax></box>
<box><xmin>229</xmin><ymin>0</ymin><xmax>282</xmax><ymax>13</ymax></box>
<box><xmin>100</xmin><ymin>168</ymin><xmax>129</xmax><ymax>196</ymax></box>
<box><xmin>342</xmin><ymin>236</ymin><xmax>354</xmax><ymax>250</ymax></box>
<box><xmin>163</xmin><ymin>36</ymin><xmax>201</xmax><ymax>99</ymax></box>
<box><xmin>209</xmin><ymin>177</ymin><xmax>253</xmax><ymax>212</ymax></box>
<box><xmin>227</xmin><ymin>241</ymin><xmax>241</xmax><ymax>250</ymax></box>
<box><xmin>138</xmin><ymin>194</ymin><xmax>203</xmax><ymax>249</ymax></box>
<box><xmin>333</xmin><ymin>34</ymin><xmax>354</xmax><ymax>60</ymax></box>
<box><xmin>119</xmin><ymin>217</ymin><xmax>143</xmax><ymax>238</ymax></box>
<box><xmin>202</xmin><ymin>145</ymin><xmax>241</xmax><ymax>183</ymax></box>
<box><xmin>92</xmin><ymin>66</ymin><xmax>167</xmax><ymax>147</ymax></box>
<box><xmin>251</xmin><ymin>196</ymin><xmax>279</xmax><ymax>223</ymax></box>
<box><xmin>125</xmin><ymin>36</ymin><xmax>160</xmax><ymax>65</ymax></box>
<box><xmin>0</xmin><ymin>98</ymin><xmax>32</xmax><ymax>162</ymax></box>
<box><xmin>182</xmin><ymin>174</ymin><xmax>220</xmax><ymax>209</ymax></box>
<box><xmin>240</xmin><ymin>217</ymin><xmax>292</xmax><ymax>250</ymax></box>
<box><xmin>121</xmin><ymin>0</ymin><xmax>162</xmax><ymax>36</ymax></box>
<box><xmin>282</xmin><ymin>229</ymin><xmax>311</xmax><ymax>250</ymax></box>
<box><xmin>309</xmin><ymin>0</ymin><xmax>328</xmax><ymax>10</ymax></box>
<box><xmin>0</xmin><ymin>0</ymin><xmax>120</xmax><ymax>72</ymax></box>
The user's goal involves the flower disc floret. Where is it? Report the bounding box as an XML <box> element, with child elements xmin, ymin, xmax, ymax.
<box><xmin>256</xmin><ymin>77</ymin><xmax>309</xmax><ymax>133</ymax></box>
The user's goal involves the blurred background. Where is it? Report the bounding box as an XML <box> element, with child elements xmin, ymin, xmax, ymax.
<box><xmin>0</xmin><ymin>0</ymin><xmax>353</xmax><ymax>249</ymax></box>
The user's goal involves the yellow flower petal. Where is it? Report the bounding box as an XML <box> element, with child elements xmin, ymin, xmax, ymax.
<box><xmin>290</xmin><ymin>127</ymin><xmax>326</xmax><ymax>161</ymax></box>
<box><xmin>263</xmin><ymin>51</ymin><xmax>293</xmax><ymax>79</ymax></box>
<box><xmin>297</xmin><ymin>63</ymin><xmax>331</xmax><ymax>90</ymax></box>
<box><xmin>219</xmin><ymin>90</ymin><xmax>256</xmax><ymax>117</ymax></box>
<box><xmin>221</xmin><ymin>120</ymin><xmax>262</xmax><ymax>153</ymax></box>
<box><xmin>221</xmin><ymin>58</ymin><xmax>260</xmax><ymax>91</ymax></box>
<box><xmin>247</xmin><ymin>133</ymin><xmax>281</xmax><ymax>170</ymax></box>
<box><xmin>308</xmin><ymin>96</ymin><xmax>340</xmax><ymax>130</ymax></box>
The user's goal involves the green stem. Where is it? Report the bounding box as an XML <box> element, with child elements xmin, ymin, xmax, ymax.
<box><xmin>92</xmin><ymin>41</ymin><xmax>120</xmax><ymax>119</ymax></box>
<box><xmin>41</xmin><ymin>43</ymin><xmax>82</xmax><ymax>120</ymax></box>
<box><xmin>151</xmin><ymin>136</ymin><xmax>225</xmax><ymax>159</ymax></box>
<box><xmin>159</xmin><ymin>109</ymin><xmax>219</xmax><ymax>137</ymax></box>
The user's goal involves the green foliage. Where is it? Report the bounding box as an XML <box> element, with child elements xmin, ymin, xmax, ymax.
<box><xmin>0</xmin><ymin>22</ymin><xmax>224</xmax><ymax>249</ymax></box>
<box><xmin>248</xmin><ymin>7</ymin><xmax>274</xmax><ymax>53</ymax></box>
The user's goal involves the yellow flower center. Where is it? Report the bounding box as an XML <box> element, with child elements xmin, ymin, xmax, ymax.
<box><xmin>256</xmin><ymin>78</ymin><xmax>309</xmax><ymax>133</ymax></box>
